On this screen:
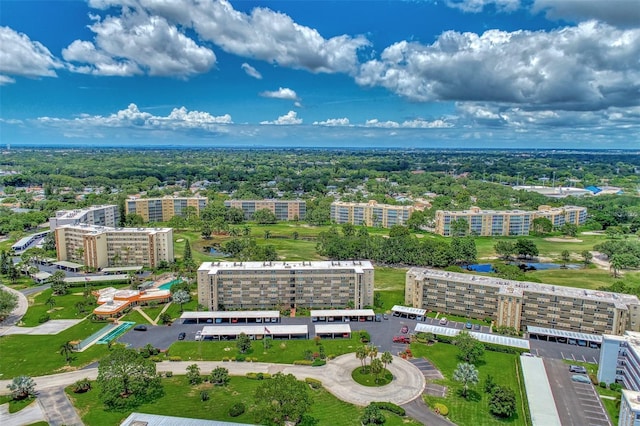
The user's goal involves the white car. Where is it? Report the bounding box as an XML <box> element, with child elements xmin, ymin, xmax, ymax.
<box><xmin>195</xmin><ymin>331</ymin><xmax>202</xmax><ymax>341</ymax></box>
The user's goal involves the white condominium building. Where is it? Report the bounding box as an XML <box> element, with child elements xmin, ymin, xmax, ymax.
<box><xmin>55</xmin><ymin>224</ymin><xmax>173</xmax><ymax>269</ymax></box>
<box><xmin>330</xmin><ymin>200</ymin><xmax>414</xmax><ymax>228</ymax></box>
<box><xmin>49</xmin><ymin>205</ymin><xmax>120</xmax><ymax>230</ymax></box>
<box><xmin>126</xmin><ymin>196</ymin><xmax>208</xmax><ymax>223</ymax></box>
<box><xmin>197</xmin><ymin>260</ymin><xmax>374</xmax><ymax>311</ymax></box>
<box><xmin>406</xmin><ymin>268</ymin><xmax>640</xmax><ymax>335</ymax></box>
<box><xmin>434</xmin><ymin>205</ymin><xmax>587</xmax><ymax>236</ymax></box>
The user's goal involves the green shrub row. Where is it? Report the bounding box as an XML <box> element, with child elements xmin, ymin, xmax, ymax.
<box><xmin>372</xmin><ymin>402</ymin><xmax>405</xmax><ymax>416</ymax></box>
<box><xmin>312</xmin><ymin>359</ymin><xmax>326</xmax><ymax>367</ymax></box>
<box><xmin>246</xmin><ymin>372</ymin><xmax>272</xmax><ymax>380</ymax></box>
<box><xmin>305</xmin><ymin>378</ymin><xmax>323</xmax><ymax>389</ymax></box>
<box><xmin>293</xmin><ymin>360</ymin><xmax>313</xmax><ymax>365</ymax></box>
<box><xmin>168</xmin><ymin>356</ymin><xmax>182</xmax><ymax>362</ymax></box>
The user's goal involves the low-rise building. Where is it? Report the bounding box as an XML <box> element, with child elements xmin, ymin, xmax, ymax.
<box><xmin>223</xmin><ymin>199</ymin><xmax>306</xmax><ymax>221</ymax></box>
<box><xmin>330</xmin><ymin>200</ymin><xmax>414</xmax><ymax>228</ymax></box>
<box><xmin>406</xmin><ymin>268</ymin><xmax>640</xmax><ymax>335</ymax></box>
<box><xmin>434</xmin><ymin>205</ymin><xmax>587</xmax><ymax>236</ymax></box>
<box><xmin>126</xmin><ymin>196</ymin><xmax>208</xmax><ymax>222</ymax></box>
<box><xmin>54</xmin><ymin>224</ymin><xmax>173</xmax><ymax>269</ymax></box>
<box><xmin>49</xmin><ymin>205</ymin><xmax>120</xmax><ymax>230</ymax></box>
<box><xmin>197</xmin><ymin>260</ymin><xmax>374</xmax><ymax>311</ymax></box>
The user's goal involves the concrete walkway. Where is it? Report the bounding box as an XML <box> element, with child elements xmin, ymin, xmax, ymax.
<box><xmin>133</xmin><ymin>306</ymin><xmax>156</xmax><ymax>325</ymax></box>
<box><xmin>38</xmin><ymin>387</ymin><xmax>84</xmax><ymax>426</ymax></box>
<box><xmin>0</xmin><ymin>354</ymin><xmax>432</xmax><ymax>423</ymax></box>
<box><xmin>0</xmin><ymin>400</ymin><xmax>47</xmax><ymax>426</ymax></box>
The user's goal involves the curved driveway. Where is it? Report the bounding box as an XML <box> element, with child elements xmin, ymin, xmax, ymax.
<box><xmin>0</xmin><ymin>354</ymin><xmax>425</xmax><ymax>407</ymax></box>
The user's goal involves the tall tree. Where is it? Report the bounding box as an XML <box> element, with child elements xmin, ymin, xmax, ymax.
<box><xmin>453</xmin><ymin>331</ymin><xmax>485</xmax><ymax>364</ymax></box>
<box><xmin>183</xmin><ymin>239</ymin><xmax>192</xmax><ymax>263</ymax></box>
<box><xmin>60</xmin><ymin>341</ymin><xmax>74</xmax><ymax>364</ymax></box>
<box><xmin>515</xmin><ymin>239</ymin><xmax>539</xmax><ymax>259</ymax></box>
<box><xmin>560</xmin><ymin>250</ymin><xmax>571</xmax><ymax>267</ymax></box>
<box><xmin>49</xmin><ymin>270</ymin><xmax>68</xmax><ymax>295</ymax></box>
<box><xmin>97</xmin><ymin>347</ymin><xmax>162</xmax><ymax>409</ymax></box>
<box><xmin>489</xmin><ymin>385</ymin><xmax>517</xmax><ymax>418</ymax></box>
<box><xmin>581</xmin><ymin>250</ymin><xmax>593</xmax><ymax>267</ymax></box>
<box><xmin>0</xmin><ymin>288</ymin><xmax>18</xmax><ymax>321</ymax></box>
<box><xmin>254</xmin><ymin>373</ymin><xmax>312</xmax><ymax>426</ymax></box>
<box><xmin>531</xmin><ymin>217</ymin><xmax>552</xmax><ymax>235</ymax></box>
<box><xmin>236</xmin><ymin>332</ymin><xmax>252</xmax><ymax>354</ymax></box>
<box><xmin>356</xmin><ymin>346</ymin><xmax>368</xmax><ymax>372</ymax></box>
<box><xmin>186</xmin><ymin>364</ymin><xmax>202</xmax><ymax>385</ymax></box>
<box><xmin>494</xmin><ymin>240</ymin><xmax>516</xmax><ymax>260</ymax></box>
<box><xmin>172</xmin><ymin>289</ymin><xmax>190</xmax><ymax>313</ymax></box>
<box><xmin>381</xmin><ymin>351</ymin><xmax>393</xmax><ymax>371</ymax></box>
<box><xmin>453</xmin><ymin>362</ymin><xmax>479</xmax><ymax>399</ymax></box>
<box><xmin>210</xmin><ymin>367</ymin><xmax>229</xmax><ymax>386</ymax></box>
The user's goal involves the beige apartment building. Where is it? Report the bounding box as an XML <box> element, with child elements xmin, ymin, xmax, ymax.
<box><xmin>434</xmin><ymin>205</ymin><xmax>587</xmax><ymax>236</ymax></box>
<box><xmin>55</xmin><ymin>224</ymin><xmax>174</xmax><ymax>269</ymax></box>
<box><xmin>198</xmin><ymin>260</ymin><xmax>374</xmax><ymax>311</ymax></box>
<box><xmin>126</xmin><ymin>196</ymin><xmax>208</xmax><ymax>223</ymax></box>
<box><xmin>330</xmin><ymin>200</ymin><xmax>414</xmax><ymax>228</ymax></box>
<box><xmin>223</xmin><ymin>199</ymin><xmax>306</xmax><ymax>221</ymax></box>
<box><xmin>406</xmin><ymin>268</ymin><xmax>640</xmax><ymax>335</ymax></box>
<box><xmin>49</xmin><ymin>205</ymin><xmax>120</xmax><ymax>230</ymax></box>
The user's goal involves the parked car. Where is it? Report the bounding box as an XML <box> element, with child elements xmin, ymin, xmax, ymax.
<box><xmin>393</xmin><ymin>311</ymin><xmax>401</xmax><ymax>317</ymax></box>
<box><xmin>571</xmin><ymin>374</ymin><xmax>591</xmax><ymax>383</ymax></box>
<box><xmin>569</xmin><ymin>365</ymin><xmax>587</xmax><ymax>374</ymax></box>
<box><xmin>393</xmin><ymin>336</ymin><xmax>410</xmax><ymax>344</ymax></box>
<box><xmin>577</xmin><ymin>340</ymin><xmax>587</xmax><ymax>347</ymax></box>
<box><xmin>375</xmin><ymin>314</ymin><xmax>382</xmax><ymax>322</ymax></box>
<box><xmin>416</xmin><ymin>315</ymin><xmax>423</xmax><ymax>321</ymax></box>
<box><xmin>521</xmin><ymin>352</ymin><xmax>535</xmax><ymax>357</ymax></box>
<box><xmin>465</xmin><ymin>322</ymin><xmax>472</xmax><ymax>329</ymax></box>
<box><xmin>408</xmin><ymin>314</ymin><xmax>416</xmax><ymax>320</ymax></box>
<box><xmin>557</xmin><ymin>337</ymin><xmax>567</xmax><ymax>343</ymax></box>
<box><xmin>474</xmin><ymin>324</ymin><xmax>481</xmax><ymax>331</ymax></box>
<box><xmin>383</xmin><ymin>314</ymin><xmax>389</xmax><ymax>320</ymax></box>
<box><xmin>439</xmin><ymin>317</ymin><xmax>448</xmax><ymax>325</ymax></box>
<box><xmin>133</xmin><ymin>325</ymin><xmax>147</xmax><ymax>331</ymax></box>
<box><xmin>401</xmin><ymin>325</ymin><xmax>409</xmax><ymax>334</ymax></box>
<box><xmin>195</xmin><ymin>330</ymin><xmax>202</xmax><ymax>341</ymax></box>
<box><xmin>589</xmin><ymin>342</ymin><xmax>599</xmax><ymax>349</ymax></box>
<box><xmin>178</xmin><ymin>332</ymin><xmax>186</xmax><ymax>340</ymax></box>
<box><xmin>568</xmin><ymin>338</ymin><xmax>577</xmax><ymax>345</ymax></box>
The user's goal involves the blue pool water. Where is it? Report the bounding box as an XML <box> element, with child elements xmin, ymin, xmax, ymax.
<box><xmin>158</xmin><ymin>279</ymin><xmax>183</xmax><ymax>290</ymax></box>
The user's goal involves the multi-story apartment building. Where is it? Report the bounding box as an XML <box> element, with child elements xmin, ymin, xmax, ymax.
<box><xmin>49</xmin><ymin>205</ymin><xmax>120</xmax><ymax>230</ymax></box>
<box><xmin>330</xmin><ymin>200</ymin><xmax>414</xmax><ymax>228</ymax></box>
<box><xmin>406</xmin><ymin>268</ymin><xmax>640</xmax><ymax>335</ymax></box>
<box><xmin>197</xmin><ymin>260</ymin><xmax>374</xmax><ymax>311</ymax></box>
<box><xmin>434</xmin><ymin>205</ymin><xmax>588</xmax><ymax>236</ymax></box>
<box><xmin>599</xmin><ymin>332</ymin><xmax>640</xmax><ymax>391</ymax></box>
<box><xmin>223</xmin><ymin>199</ymin><xmax>306</xmax><ymax>221</ymax></box>
<box><xmin>619</xmin><ymin>389</ymin><xmax>640</xmax><ymax>426</ymax></box>
<box><xmin>55</xmin><ymin>224</ymin><xmax>174</xmax><ymax>269</ymax></box>
<box><xmin>126</xmin><ymin>196</ymin><xmax>208</xmax><ymax>222</ymax></box>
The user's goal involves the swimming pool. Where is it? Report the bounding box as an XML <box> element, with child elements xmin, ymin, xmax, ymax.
<box><xmin>158</xmin><ymin>279</ymin><xmax>183</xmax><ymax>290</ymax></box>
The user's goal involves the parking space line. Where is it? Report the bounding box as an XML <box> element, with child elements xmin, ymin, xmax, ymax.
<box><xmin>572</xmin><ymin>353</ymin><xmax>576</xmax><ymax>361</ymax></box>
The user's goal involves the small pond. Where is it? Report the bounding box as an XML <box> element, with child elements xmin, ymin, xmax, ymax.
<box><xmin>467</xmin><ymin>262</ymin><xmax>581</xmax><ymax>273</ymax></box>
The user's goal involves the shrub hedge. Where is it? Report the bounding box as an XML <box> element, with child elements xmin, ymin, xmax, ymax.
<box><xmin>372</xmin><ymin>402</ymin><xmax>405</xmax><ymax>416</ymax></box>
<box><xmin>305</xmin><ymin>378</ymin><xmax>323</xmax><ymax>389</ymax></box>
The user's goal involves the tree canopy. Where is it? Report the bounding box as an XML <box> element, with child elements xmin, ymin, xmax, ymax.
<box><xmin>254</xmin><ymin>373</ymin><xmax>312</xmax><ymax>426</ymax></box>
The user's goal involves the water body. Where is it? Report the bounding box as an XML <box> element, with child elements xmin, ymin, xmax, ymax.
<box><xmin>467</xmin><ymin>262</ymin><xmax>581</xmax><ymax>273</ymax></box>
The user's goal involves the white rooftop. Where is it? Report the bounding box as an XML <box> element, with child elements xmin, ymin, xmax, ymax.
<box><xmin>120</xmin><ymin>412</ymin><xmax>255</xmax><ymax>426</ymax></box>
<box><xmin>64</xmin><ymin>274</ymin><xmax>129</xmax><ymax>283</ymax></box>
<box><xmin>391</xmin><ymin>305</ymin><xmax>427</xmax><ymax>316</ymax></box>
<box><xmin>54</xmin><ymin>205</ymin><xmax>117</xmax><ymax>220</ymax></box>
<box><xmin>527</xmin><ymin>326</ymin><xmax>603</xmax><ymax>342</ymax></box>
<box><xmin>520</xmin><ymin>356</ymin><xmax>562</xmax><ymax>426</ymax></box>
<box><xmin>414</xmin><ymin>323</ymin><xmax>530</xmax><ymax>349</ymax></box>
<box><xmin>315</xmin><ymin>324</ymin><xmax>351</xmax><ymax>334</ymax></box>
<box><xmin>101</xmin><ymin>266</ymin><xmax>143</xmax><ymax>272</ymax></box>
<box><xmin>53</xmin><ymin>260</ymin><xmax>84</xmax><ymax>269</ymax></box>
<box><xmin>199</xmin><ymin>260</ymin><xmax>373</xmax><ymax>273</ymax></box>
<box><xmin>201</xmin><ymin>324</ymin><xmax>308</xmax><ymax>336</ymax></box>
<box><xmin>181</xmin><ymin>311</ymin><xmax>280</xmax><ymax>319</ymax></box>
<box><xmin>310</xmin><ymin>309</ymin><xmax>375</xmax><ymax>317</ymax></box>
<box><xmin>57</xmin><ymin>223</ymin><xmax>171</xmax><ymax>235</ymax></box>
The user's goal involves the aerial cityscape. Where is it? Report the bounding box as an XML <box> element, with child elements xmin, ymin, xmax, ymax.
<box><xmin>1</xmin><ymin>1</ymin><xmax>640</xmax><ymax>426</ymax></box>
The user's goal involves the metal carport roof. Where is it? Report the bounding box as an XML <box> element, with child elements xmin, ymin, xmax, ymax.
<box><xmin>526</xmin><ymin>325</ymin><xmax>602</xmax><ymax>343</ymax></box>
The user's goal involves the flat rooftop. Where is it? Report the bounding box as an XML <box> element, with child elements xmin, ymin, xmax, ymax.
<box><xmin>310</xmin><ymin>309</ymin><xmax>375</xmax><ymax>317</ymax></box>
<box><xmin>57</xmin><ymin>224</ymin><xmax>171</xmax><ymax>234</ymax></box>
<box><xmin>181</xmin><ymin>311</ymin><xmax>280</xmax><ymax>319</ymax></box>
<box><xmin>527</xmin><ymin>326</ymin><xmax>602</xmax><ymax>343</ymax></box>
<box><xmin>520</xmin><ymin>356</ymin><xmax>562</xmax><ymax>426</ymax></box>
<box><xmin>55</xmin><ymin>205</ymin><xmax>116</xmax><ymax>219</ymax></box>
<box><xmin>415</xmin><ymin>323</ymin><xmax>530</xmax><ymax>349</ymax></box>
<box><xmin>65</xmin><ymin>274</ymin><xmax>129</xmax><ymax>283</ymax></box>
<box><xmin>201</xmin><ymin>324</ymin><xmax>308</xmax><ymax>336</ymax></box>
<box><xmin>315</xmin><ymin>324</ymin><xmax>351</xmax><ymax>334</ymax></box>
<box><xmin>391</xmin><ymin>305</ymin><xmax>427</xmax><ymax>316</ymax></box>
<box><xmin>409</xmin><ymin>267</ymin><xmax>639</xmax><ymax>309</ymax></box>
<box><xmin>199</xmin><ymin>260</ymin><xmax>373</xmax><ymax>273</ymax></box>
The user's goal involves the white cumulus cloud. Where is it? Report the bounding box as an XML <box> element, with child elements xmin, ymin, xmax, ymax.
<box><xmin>241</xmin><ymin>62</ymin><xmax>262</xmax><ymax>79</ymax></box>
<box><xmin>532</xmin><ymin>0</ymin><xmax>640</xmax><ymax>27</ymax></box>
<box><xmin>62</xmin><ymin>8</ymin><xmax>216</xmax><ymax>77</ymax></box>
<box><xmin>357</xmin><ymin>21</ymin><xmax>640</xmax><ymax>111</ymax></box>
<box><xmin>313</xmin><ymin>118</ymin><xmax>351</xmax><ymax>127</ymax></box>
<box><xmin>260</xmin><ymin>87</ymin><xmax>299</xmax><ymax>101</ymax></box>
<box><xmin>365</xmin><ymin>119</ymin><xmax>400</xmax><ymax>128</ymax></box>
<box><xmin>444</xmin><ymin>0</ymin><xmax>520</xmax><ymax>13</ymax></box>
<box><xmin>260</xmin><ymin>110</ymin><xmax>302</xmax><ymax>125</ymax></box>
<box><xmin>0</xmin><ymin>26</ymin><xmax>62</xmax><ymax>83</ymax></box>
<box><xmin>89</xmin><ymin>0</ymin><xmax>370</xmax><ymax>74</ymax></box>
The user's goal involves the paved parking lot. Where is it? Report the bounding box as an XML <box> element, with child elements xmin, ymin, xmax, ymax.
<box><xmin>530</xmin><ymin>338</ymin><xmax>600</xmax><ymax>364</ymax></box>
<box><xmin>544</xmin><ymin>358</ymin><xmax>611</xmax><ymax>426</ymax></box>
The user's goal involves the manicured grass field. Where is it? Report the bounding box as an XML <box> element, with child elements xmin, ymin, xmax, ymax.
<box><xmin>474</xmin><ymin>233</ymin><xmax>608</xmax><ymax>261</ymax></box>
<box><xmin>411</xmin><ymin>342</ymin><xmax>528</xmax><ymax>426</ymax></box>
<box><xmin>121</xmin><ymin>309</ymin><xmax>151</xmax><ymax>325</ymax></box>
<box><xmin>351</xmin><ymin>366</ymin><xmax>393</xmax><ymax>386</ymax></box>
<box><xmin>526</xmin><ymin>268</ymin><xmax>625</xmax><ymax>289</ymax></box>
<box><xmin>168</xmin><ymin>335</ymin><xmax>364</xmax><ymax>363</ymax></box>
<box><xmin>0</xmin><ymin>394</ymin><xmax>37</xmax><ymax>413</ymax></box>
<box><xmin>67</xmin><ymin>375</ymin><xmax>420</xmax><ymax>426</ymax></box>
<box><xmin>0</xmin><ymin>320</ymin><xmax>110</xmax><ymax>377</ymax></box>
<box><xmin>20</xmin><ymin>288</ymin><xmax>94</xmax><ymax>327</ymax></box>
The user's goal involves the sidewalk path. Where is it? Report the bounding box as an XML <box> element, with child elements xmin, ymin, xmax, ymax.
<box><xmin>38</xmin><ymin>387</ymin><xmax>84</xmax><ymax>426</ymax></box>
<box><xmin>0</xmin><ymin>285</ymin><xmax>29</xmax><ymax>336</ymax></box>
<box><xmin>0</xmin><ymin>400</ymin><xmax>47</xmax><ymax>426</ymax></box>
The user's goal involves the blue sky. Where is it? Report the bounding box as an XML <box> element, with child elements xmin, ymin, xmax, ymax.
<box><xmin>1</xmin><ymin>0</ymin><xmax>639</xmax><ymax>149</ymax></box>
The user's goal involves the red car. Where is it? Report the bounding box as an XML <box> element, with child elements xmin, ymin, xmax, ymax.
<box><xmin>400</xmin><ymin>325</ymin><xmax>409</xmax><ymax>334</ymax></box>
<box><xmin>393</xmin><ymin>336</ymin><xmax>410</xmax><ymax>344</ymax></box>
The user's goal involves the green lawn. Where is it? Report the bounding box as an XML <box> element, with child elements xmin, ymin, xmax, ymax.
<box><xmin>20</xmin><ymin>288</ymin><xmax>94</xmax><ymax>327</ymax></box>
<box><xmin>351</xmin><ymin>366</ymin><xmax>393</xmax><ymax>386</ymax></box>
<box><xmin>0</xmin><ymin>394</ymin><xmax>38</xmax><ymax>413</ymax></box>
<box><xmin>0</xmin><ymin>320</ymin><xmax>111</xmax><ymax>377</ymax></box>
<box><xmin>474</xmin><ymin>233</ymin><xmax>608</xmax><ymax>261</ymax></box>
<box><xmin>411</xmin><ymin>342</ymin><xmax>528</xmax><ymax>426</ymax></box>
<box><xmin>168</xmin><ymin>335</ymin><xmax>365</xmax><ymax>363</ymax></box>
<box><xmin>140</xmin><ymin>304</ymin><xmax>165</xmax><ymax>322</ymax></box>
<box><xmin>528</xmin><ymin>268</ymin><xmax>640</xmax><ymax>289</ymax></box>
<box><xmin>67</xmin><ymin>375</ymin><xmax>420</xmax><ymax>426</ymax></box>
<box><xmin>121</xmin><ymin>309</ymin><xmax>151</xmax><ymax>325</ymax></box>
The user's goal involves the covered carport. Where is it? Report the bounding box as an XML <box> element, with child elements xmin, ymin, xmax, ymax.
<box><xmin>391</xmin><ymin>305</ymin><xmax>426</xmax><ymax>319</ymax></box>
<box><xmin>310</xmin><ymin>309</ymin><xmax>375</xmax><ymax>322</ymax></box>
<box><xmin>415</xmin><ymin>323</ymin><xmax>531</xmax><ymax>350</ymax></box>
<box><xmin>527</xmin><ymin>325</ymin><xmax>602</xmax><ymax>348</ymax></box>
<box><xmin>200</xmin><ymin>324</ymin><xmax>308</xmax><ymax>340</ymax></box>
<box><xmin>52</xmin><ymin>260</ymin><xmax>83</xmax><ymax>272</ymax></box>
<box><xmin>101</xmin><ymin>265</ymin><xmax>143</xmax><ymax>275</ymax></box>
<box><xmin>315</xmin><ymin>323</ymin><xmax>351</xmax><ymax>339</ymax></box>
<box><xmin>181</xmin><ymin>310</ymin><xmax>280</xmax><ymax>324</ymax></box>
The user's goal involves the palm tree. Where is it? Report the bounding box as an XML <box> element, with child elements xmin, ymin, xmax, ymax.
<box><xmin>370</xmin><ymin>358</ymin><xmax>384</xmax><ymax>383</ymax></box>
<box><xmin>60</xmin><ymin>341</ymin><xmax>74</xmax><ymax>364</ymax></box>
<box><xmin>453</xmin><ymin>362</ymin><xmax>479</xmax><ymax>398</ymax></box>
<box><xmin>367</xmin><ymin>343</ymin><xmax>378</xmax><ymax>366</ymax></box>
<box><xmin>356</xmin><ymin>346</ymin><xmax>368</xmax><ymax>372</ymax></box>
<box><xmin>173</xmin><ymin>289</ymin><xmax>191</xmax><ymax>313</ymax></box>
<box><xmin>381</xmin><ymin>351</ymin><xmax>393</xmax><ymax>371</ymax></box>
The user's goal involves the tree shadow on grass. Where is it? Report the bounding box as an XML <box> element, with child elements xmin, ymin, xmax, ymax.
<box><xmin>458</xmin><ymin>389</ymin><xmax>482</xmax><ymax>402</ymax></box>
